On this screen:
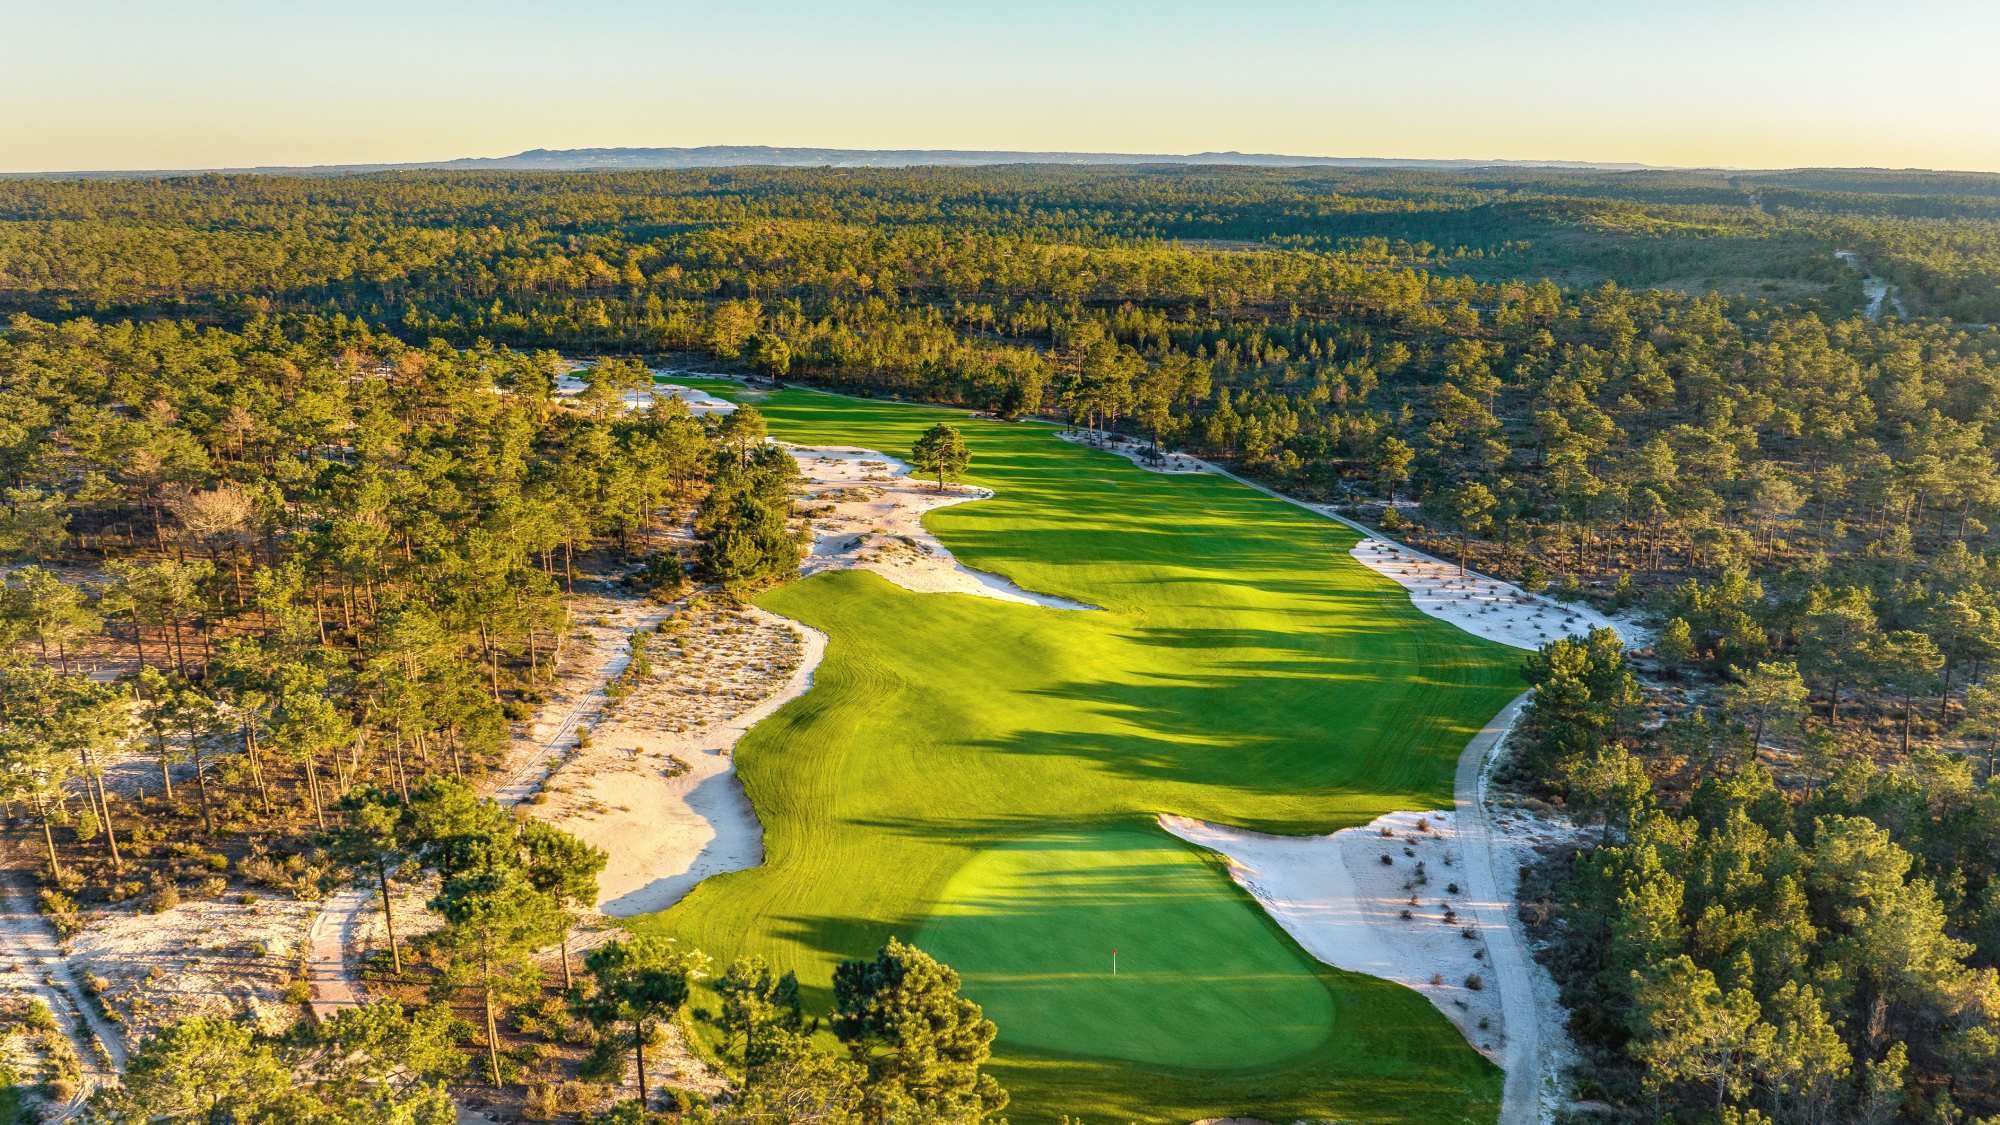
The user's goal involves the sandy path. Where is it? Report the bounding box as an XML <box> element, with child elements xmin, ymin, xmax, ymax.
<box><xmin>1836</xmin><ymin>249</ymin><xmax>1906</xmax><ymax>320</ymax></box>
<box><xmin>1163</xmin><ymin>693</ymin><xmax>1558</xmax><ymax>1125</ymax></box>
<box><xmin>1454</xmin><ymin>695</ymin><xmax>1565</xmax><ymax>1124</ymax></box>
<box><xmin>0</xmin><ymin>872</ymin><xmax>127</xmax><ymax>1117</ymax></box>
<box><xmin>306</xmin><ymin>585</ymin><xmax>671</xmax><ymax>1022</ymax></box>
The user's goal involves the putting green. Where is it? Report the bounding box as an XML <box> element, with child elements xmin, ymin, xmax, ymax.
<box><xmin>915</xmin><ymin>825</ymin><xmax>1334</xmax><ymax>1069</ymax></box>
<box><xmin>638</xmin><ymin>380</ymin><xmax>1520</xmax><ymax>1123</ymax></box>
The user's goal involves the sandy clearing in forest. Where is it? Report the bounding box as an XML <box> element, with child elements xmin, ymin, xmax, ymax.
<box><xmin>553</xmin><ymin>374</ymin><xmax>740</xmax><ymax>416</ymax></box>
<box><xmin>66</xmin><ymin>893</ymin><xmax>316</xmax><ymax>1044</ymax></box>
<box><xmin>788</xmin><ymin>443</ymin><xmax>1099</xmax><ymax>610</ymax></box>
<box><xmin>1163</xmin><ymin>695</ymin><xmax>1579</xmax><ymax>1125</ymax></box>
<box><xmin>1836</xmin><ymin>249</ymin><xmax>1906</xmax><ymax>320</ymax></box>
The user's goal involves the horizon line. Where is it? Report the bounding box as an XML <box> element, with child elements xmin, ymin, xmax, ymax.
<box><xmin>8</xmin><ymin>143</ymin><xmax>1999</xmax><ymax>180</ymax></box>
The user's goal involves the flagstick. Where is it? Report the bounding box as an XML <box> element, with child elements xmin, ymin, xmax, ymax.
<box><xmin>1112</xmin><ymin>947</ymin><xmax>1118</xmax><ymax>976</ymax></box>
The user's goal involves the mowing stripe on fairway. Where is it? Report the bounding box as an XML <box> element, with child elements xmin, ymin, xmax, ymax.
<box><xmin>639</xmin><ymin>379</ymin><xmax>1517</xmax><ymax>1124</ymax></box>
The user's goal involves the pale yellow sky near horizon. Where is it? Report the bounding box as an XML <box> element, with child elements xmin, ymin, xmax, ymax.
<box><xmin>4</xmin><ymin>0</ymin><xmax>1998</xmax><ymax>174</ymax></box>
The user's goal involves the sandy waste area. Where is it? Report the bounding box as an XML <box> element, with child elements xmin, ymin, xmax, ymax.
<box><xmin>1345</xmin><ymin>536</ymin><xmax>1645</xmax><ymax>652</ymax></box>
<box><xmin>534</xmin><ymin>603</ymin><xmax>820</xmax><ymax>916</ymax></box>
<box><xmin>1163</xmin><ymin>808</ymin><xmax>1508</xmax><ymax>1052</ymax></box>
<box><xmin>790</xmin><ymin>444</ymin><xmax>1098</xmax><ymax>609</ymax></box>
<box><xmin>553</xmin><ymin>373</ymin><xmax>740</xmax><ymax>416</ymax></box>
<box><xmin>1164</xmin><ymin>697</ymin><xmax>1581</xmax><ymax>1124</ymax></box>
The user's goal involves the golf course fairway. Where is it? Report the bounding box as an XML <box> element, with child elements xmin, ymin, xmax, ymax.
<box><xmin>635</xmin><ymin>380</ymin><xmax>1523</xmax><ymax>1123</ymax></box>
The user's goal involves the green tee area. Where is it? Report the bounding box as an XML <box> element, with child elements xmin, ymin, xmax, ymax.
<box><xmin>637</xmin><ymin>380</ymin><xmax>1522</xmax><ymax>1123</ymax></box>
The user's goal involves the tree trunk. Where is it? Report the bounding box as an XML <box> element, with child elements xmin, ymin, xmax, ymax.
<box><xmin>244</xmin><ymin>723</ymin><xmax>272</xmax><ymax>814</ymax></box>
<box><xmin>634</xmin><ymin>1018</ymin><xmax>649</xmax><ymax>1107</ymax></box>
<box><xmin>377</xmin><ymin>862</ymin><xmax>401</xmax><ymax>975</ymax></box>
<box><xmin>34</xmin><ymin>793</ymin><xmax>64</xmax><ymax>883</ymax></box>
<box><xmin>391</xmin><ymin>731</ymin><xmax>410</xmax><ymax>801</ymax></box>
<box><xmin>191</xmin><ymin>749</ymin><xmax>215</xmax><ymax>833</ymax></box>
<box><xmin>483</xmin><ymin>954</ymin><xmax>502</xmax><ymax>1087</ymax></box>
<box><xmin>306</xmin><ymin>754</ymin><xmax>327</xmax><ymax>830</ymax></box>
<box><xmin>155</xmin><ymin>733</ymin><xmax>176</xmax><ymax>801</ymax></box>
<box><xmin>90</xmin><ymin>767</ymin><xmax>122</xmax><ymax>871</ymax></box>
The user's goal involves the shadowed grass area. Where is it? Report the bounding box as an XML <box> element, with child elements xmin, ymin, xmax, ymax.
<box><xmin>634</xmin><ymin>381</ymin><xmax>1519</xmax><ymax>1123</ymax></box>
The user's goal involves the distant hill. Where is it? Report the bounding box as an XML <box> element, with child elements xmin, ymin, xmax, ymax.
<box><xmin>7</xmin><ymin>145</ymin><xmax>1661</xmax><ymax>179</ymax></box>
<box><xmin>415</xmin><ymin>145</ymin><xmax>1659</xmax><ymax>173</ymax></box>
<box><xmin>16</xmin><ymin>146</ymin><xmax>1995</xmax><ymax>183</ymax></box>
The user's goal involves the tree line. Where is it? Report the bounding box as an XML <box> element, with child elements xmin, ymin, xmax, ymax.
<box><xmin>0</xmin><ymin>311</ymin><xmax>807</xmax><ymax>1116</ymax></box>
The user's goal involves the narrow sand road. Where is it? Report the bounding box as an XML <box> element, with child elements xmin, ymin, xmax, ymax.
<box><xmin>1836</xmin><ymin>249</ymin><xmax>1907</xmax><ymax>320</ymax></box>
<box><xmin>1454</xmin><ymin>694</ymin><xmax>1547</xmax><ymax>1125</ymax></box>
<box><xmin>306</xmin><ymin>583</ymin><xmax>670</xmax><ymax>1022</ymax></box>
<box><xmin>0</xmin><ymin>872</ymin><xmax>129</xmax><ymax>1118</ymax></box>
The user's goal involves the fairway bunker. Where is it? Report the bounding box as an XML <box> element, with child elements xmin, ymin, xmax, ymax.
<box><xmin>789</xmin><ymin>442</ymin><xmax>1100</xmax><ymax>611</ymax></box>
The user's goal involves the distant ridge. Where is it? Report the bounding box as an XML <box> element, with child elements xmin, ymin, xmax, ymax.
<box><xmin>16</xmin><ymin>145</ymin><xmax>1991</xmax><ymax>181</ymax></box>
<box><xmin>7</xmin><ymin>145</ymin><xmax>1661</xmax><ymax>179</ymax></box>
<box><xmin>419</xmin><ymin>145</ymin><xmax>1658</xmax><ymax>173</ymax></box>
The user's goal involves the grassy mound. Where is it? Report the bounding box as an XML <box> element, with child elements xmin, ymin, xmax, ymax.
<box><xmin>638</xmin><ymin>381</ymin><xmax>1518</xmax><ymax>1122</ymax></box>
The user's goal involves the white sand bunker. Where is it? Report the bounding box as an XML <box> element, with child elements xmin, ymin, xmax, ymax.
<box><xmin>536</xmin><ymin>605</ymin><xmax>823</xmax><ymax>917</ymax></box>
<box><xmin>1058</xmin><ymin>428</ymin><xmax>1206</xmax><ymax>474</ymax></box>
<box><xmin>553</xmin><ymin>374</ymin><xmax>739</xmax><ymax>415</ymax></box>
<box><xmin>654</xmin><ymin>381</ymin><xmax>738</xmax><ymax>414</ymax></box>
<box><xmin>1345</xmin><ymin>536</ymin><xmax>1643</xmax><ymax>652</ymax></box>
<box><xmin>1162</xmin><ymin>810</ymin><xmax>1506</xmax><ymax>1058</ymax></box>
<box><xmin>789</xmin><ymin>444</ymin><xmax>1098</xmax><ymax>610</ymax></box>
<box><xmin>1168</xmin><ymin>697</ymin><xmax>1577</xmax><ymax>1125</ymax></box>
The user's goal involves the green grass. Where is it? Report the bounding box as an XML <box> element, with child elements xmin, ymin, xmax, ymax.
<box><xmin>637</xmin><ymin>381</ymin><xmax>1521</xmax><ymax>1123</ymax></box>
<box><xmin>915</xmin><ymin>825</ymin><xmax>1335</xmax><ymax>1069</ymax></box>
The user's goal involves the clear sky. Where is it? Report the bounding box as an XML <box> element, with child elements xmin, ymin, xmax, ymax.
<box><xmin>5</xmin><ymin>0</ymin><xmax>1998</xmax><ymax>173</ymax></box>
